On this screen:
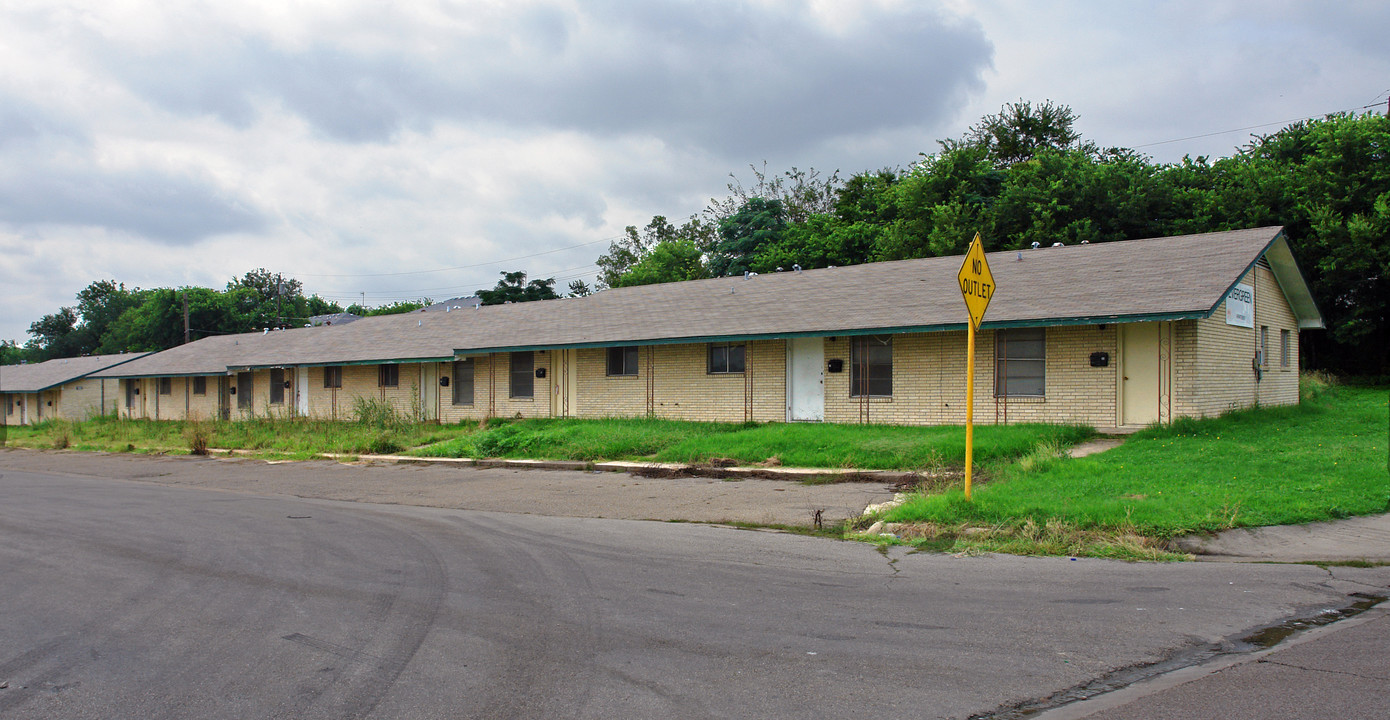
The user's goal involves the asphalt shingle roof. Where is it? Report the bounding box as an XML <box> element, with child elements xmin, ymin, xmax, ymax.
<box><xmin>0</xmin><ymin>353</ymin><xmax>151</xmax><ymax>392</ymax></box>
<box><xmin>88</xmin><ymin>226</ymin><xmax>1320</xmax><ymax>376</ymax></box>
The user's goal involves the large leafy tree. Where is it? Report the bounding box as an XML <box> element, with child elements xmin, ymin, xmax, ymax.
<box><xmin>709</xmin><ymin>197</ymin><xmax>789</xmax><ymax>277</ymax></box>
<box><xmin>613</xmin><ymin>239</ymin><xmax>707</xmax><ymax>287</ymax></box>
<box><xmin>962</xmin><ymin>99</ymin><xmax>1092</xmax><ymax>167</ymax></box>
<box><xmin>476</xmin><ymin>271</ymin><xmax>561</xmax><ymax>305</ymax></box>
<box><xmin>1208</xmin><ymin>112</ymin><xmax>1390</xmax><ymax>373</ymax></box>
<box><xmin>24</xmin><ymin>307</ymin><xmax>81</xmax><ymax>360</ymax></box>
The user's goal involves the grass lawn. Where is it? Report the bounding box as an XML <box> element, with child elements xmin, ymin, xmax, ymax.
<box><xmin>877</xmin><ymin>382</ymin><xmax>1389</xmax><ymax>560</ymax></box>
<box><xmin>1</xmin><ymin>414</ymin><xmax>472</xmax><ymax>458</ymax></box>
<box><xmin>410</xmin><ymin>417</ymin><xmax>1094</xmax><ymax>470</ymax></box>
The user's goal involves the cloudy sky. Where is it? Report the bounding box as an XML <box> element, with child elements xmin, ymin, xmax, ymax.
<box><xmin>3</xmin><ymin>0</ymin><xmax>1387</xmax><ymax>344</ymax></box>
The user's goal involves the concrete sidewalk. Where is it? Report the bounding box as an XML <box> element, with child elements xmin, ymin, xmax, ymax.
<box><xmin>1174</xmin><ymin>512</ymin><xmax>1390</xmax><ymax>563</ymax></box>
<box><xmin>1034</xmin><ymin>598</ymin><xmax>1389</xmax><ymax>720</ymax></box>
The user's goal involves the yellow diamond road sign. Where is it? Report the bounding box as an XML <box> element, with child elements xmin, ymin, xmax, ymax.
<box><xmin>958</xmin><ymin>232</ymin><xmax>995</xmax><ymax>330</ymax></box>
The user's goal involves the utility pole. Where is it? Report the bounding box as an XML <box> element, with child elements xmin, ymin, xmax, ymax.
<box><xmin>183</xmin><ymin>290</ymin><xmax>190</xmax><ymax>344</ymax></box>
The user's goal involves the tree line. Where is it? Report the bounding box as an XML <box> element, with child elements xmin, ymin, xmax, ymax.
<box><xmin>593</xmin><ymin>102</ymin><xmax>1388</xmax><ymax>375</ymax></box>
<box><xmin>0</xmin><ymin>270</ymin><xmax>434</xmax><ymax>365</ymax></box>
<box><xmin>7</xmin><ymin>102</ymin><xmax>1386</xmax><ymax>374</ymax></box>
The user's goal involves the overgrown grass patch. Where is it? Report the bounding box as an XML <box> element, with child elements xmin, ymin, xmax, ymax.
<box><xmin>884</xmin><ymin>384</ymin><xmax>1390</xmax><ymax>545</ymax></box>
<box><xmin>3</xmin><ymin>412</ymin><xmax>473</xmax><ymax>456</ymax></box>
<box><xmin>410</xmin><ymin>416</ymin><xmax>1093</xmax><ymax>470</ymax></box>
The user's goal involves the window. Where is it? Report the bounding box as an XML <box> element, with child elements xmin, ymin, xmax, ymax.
<box><xmin>6</xmin><ymin>397</ymin><xmax>12</xmax><ymax>416</ymax></box>
<box><xmin>996</xmin><ymin>328</ymin><xmax>1046</xmax><ymax>397</ymax></box>
<box><xmin>270</xmin><ymin>368</ymin><xmax>285</xmax><ymax>404</ymax></box>
<box><xmin>192</xmin><ymin>376</ymin><xmax>207</xmax><ymax>395</ymax></box>
<box><xmin>378</xmin><ymin>364</ymin><xmax>399</xmax><ymax>388</ymax></box>
<box><xmin>1281</xmin><ymin>329</ymin><xmax>1291</xmax><ymax>369</ymax></box>
<box><xmin>452</xmin><ymin>358</ymin><xmax>475</xmax><ymax>405</ymax></box>
<box><xmin>236</xmin><ymin>371</ymin><xmax>253</xmax><ymax>409</ymax></box>
<box><xmin>158</xmin><ymin>377</ymin><xmax>172</xmax><ymax>395</ymax></box>
<box><xmin>708</xmin><ymin>343</ymin><xmax>745</xmax><ymax>374</ymax></box>
<box><xmin>1260</xmin><ymin>326</ymin><xmax>1270</xmax><ymax>369</ymax></box>
<box><xmin>851</xmin><ymin>335</ymin><xmax>893</xmax><ymax>397</ymax></box>
<box><xmin>510</xmin><ymin>352</ymin><xmax>534</xmax><ymax>398</ymax></box>
<box><xmin>324</xmin><ymin>366</ymin><xmax>343</xmax><ymax>389</ymax></box>
<box><xmin>606</xmin><ymin>346</ymin><xmax>639</xmax><ymax>376</ymax></box>
<box><xmin>125</xmin><ymin>380</ymin><xmax>137</xmax><ymax>408</ymax></box>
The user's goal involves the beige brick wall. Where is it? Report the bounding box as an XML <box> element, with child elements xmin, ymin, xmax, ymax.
<box><xmin>1180</xmin><ymin>264</ymin><xmax>1299</xmax><ymax>418</ymax></box>
<box><xmin>185</xmin><ymin>376</ymin><xmax>225</xmax><ymax>421</ymax></box>
<box><xmin>4</xmin><ymin>391</ymin><xmax>40</xmax><ymax>424</ymax></box>
<box><xmin>435</xmin><ymin>352</ymin><xmax>554</xmax><ymax>423</ymax></box>
<box><xmin>54</xmin><ymin>379</ymin><xmax>102</xmax><ymax>420</ymax></box>
<box><xmin>817</xmin><ymin>327</ymin><xmax>1119</xmax><ymax>426</ymax></box>
<box><xmin>558</xmin><ymin>341</ymin><xmax>786</xmax><ymax>422</ymax></box>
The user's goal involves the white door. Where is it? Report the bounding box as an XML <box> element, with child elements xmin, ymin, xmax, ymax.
<box><xmin>1121</xmin><ymin>323</ymin><xmax>1160</xmax><ymax>425</ymax></box>
<box><xmin>295</xmin><ymin>366</ymin><xmax>310</xmax><ymax>417</ymax></box>
<box><xmin>550</xmin><ymin>349</ymin><xmax>580</xmax><ymax>417</ymax></box>
<box><xmin>787</xmin><ymin>337</ymin><xmax>825</xmax><ymax>421</ymax></box>
<box><xmin>419</xmin><ymin>363</ymin><xmax>438</xmax><ymax>421</ymax></box>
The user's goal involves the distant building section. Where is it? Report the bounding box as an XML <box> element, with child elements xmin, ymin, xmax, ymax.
<box><xmin>422</xmin><ymin>296</ymin><xmax>482</xmax><ymax>313</ymax></box>
<box><xmin>309</xmin><ymin>312</ymin><xmax>361</xmax><ymax>327</ymax></box>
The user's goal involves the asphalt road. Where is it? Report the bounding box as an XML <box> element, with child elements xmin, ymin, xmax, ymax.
<box><xmin>1</xmin><ymin>461</ymin><xmax>1387</xmax><ymax>719</ymax></box>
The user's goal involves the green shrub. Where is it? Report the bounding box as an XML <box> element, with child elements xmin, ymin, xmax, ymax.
<box><xmin>351</xmin><ymin>395</ymin><xmax>407</xmax><ymax>431</ymax></box>
<box><xmin>367</xmin><ymin>434</ymin><xmax>403</xmax><ymax>454</ymax></box>
<box><xmin>185</xmin><ymin>421</ymin><xmax>210</xmax><ymax>455</ymax></box>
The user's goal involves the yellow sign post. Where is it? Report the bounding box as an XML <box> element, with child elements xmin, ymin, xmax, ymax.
<box><xmin>957</xmin><ymin>233</ymin><xmax>995</xmax><ymax>501</ymax></box>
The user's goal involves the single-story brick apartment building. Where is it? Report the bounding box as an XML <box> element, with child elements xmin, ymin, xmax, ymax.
<box><xmin>1</xmin><ymin>353</ymin><xmax>149</xmax><ymax>426</ymax></box>
<box><xmin>84</xmin><ymin>226</ymin><xmax>1321</xmax><ymax>429</ymax></box>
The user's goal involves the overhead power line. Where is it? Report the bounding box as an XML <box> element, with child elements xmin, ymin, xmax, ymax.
<box><xmin>292</xmin><ymin>237</ymin><xmax>616</xmax><ymax>279</ymax></box>
<box><xmin>1133</xmin><ymin>102</ymin><xmax>1384</xmax><ymax>150</ymax></box>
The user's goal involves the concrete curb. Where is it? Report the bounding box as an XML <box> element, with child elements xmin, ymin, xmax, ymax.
<box><xmin>211</xmin><ymin>448</ymin><xmax>915</xmax><ymax>484</ymax></box>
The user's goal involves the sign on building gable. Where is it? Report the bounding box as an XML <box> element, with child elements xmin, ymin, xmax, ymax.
<box><xmin>1226</xmin><ymin>282</ymin><xmax>1254</xmax><ymax>328</ymax></box>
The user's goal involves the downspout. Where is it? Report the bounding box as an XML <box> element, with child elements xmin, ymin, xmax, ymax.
<box><xmin>645</xmin><ymin>345</ymin><xmax>655</xmax><ymax>418</ymax></box>
<box><xmin>488</xmin><ymin>353</ymin><xmax>497</xmax><ymax>418</ymax></box>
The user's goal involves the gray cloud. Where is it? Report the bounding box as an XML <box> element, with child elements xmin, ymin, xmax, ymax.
<box><xmin>0</xmin><ymin>168</ymin><xmax>264</xmax><ymax>243</ymax></box>
<box><xmin>0</xmin><ymin>100</ymin><xmax>265</xmax><ymax>243</ymax></box>
<box><xmin>99</xmin><ymin>2</ymin><xmax>991</xmax><ymax>158</ymax></box>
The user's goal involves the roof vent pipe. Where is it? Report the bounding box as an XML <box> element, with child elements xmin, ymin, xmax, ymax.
<box><xmin>744</xmin><ymin>271</ymin><xmax>750</xmax><ymax>280</ymax></box>
<box><xmin>1016</xmin><ymin>252</ymin><xmax>1023</xmax><ymax>261</ymax></box>
<box><xmin>1053</xmin><ymin>242</ymin><xmax>1064</xmax><ymax>247</ymax></box>
<box><xmin>263</xmin><ymin>328</ymin><xmax>268</xmax><ymax>334</ymax></box>
<box><xmin>793</xmin><ymin>264</ymin><xmax>802</xmax><ymax>273</ymax></box>
<box><xmin>1031</xmin><ymin>242</ymin><xmax>1040</xmax><ymax>249</ymax></box>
